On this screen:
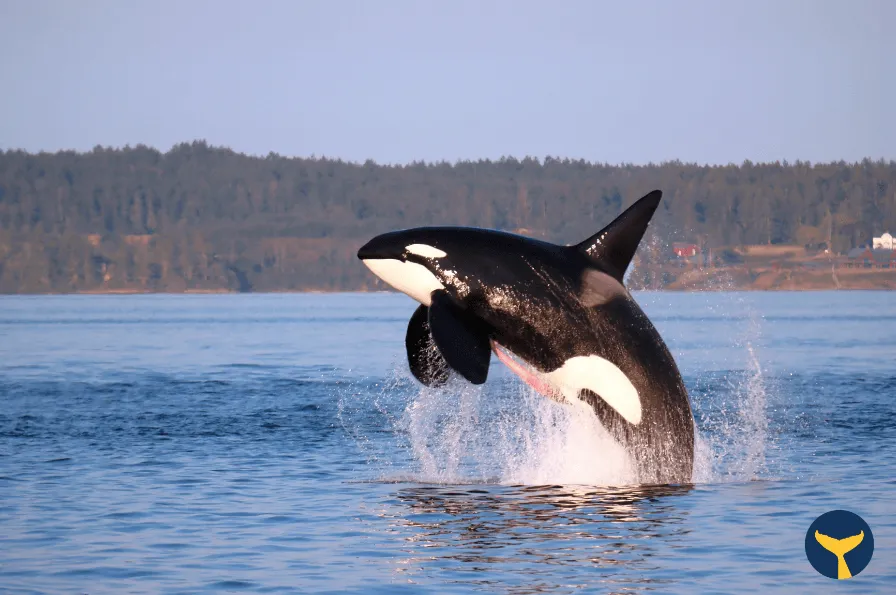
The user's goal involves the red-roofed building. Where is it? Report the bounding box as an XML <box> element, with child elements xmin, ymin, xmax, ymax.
<box><xmin>672</xmin><ymin>243</ymin><xmax>699</xmax><ymax>258</ymax></box>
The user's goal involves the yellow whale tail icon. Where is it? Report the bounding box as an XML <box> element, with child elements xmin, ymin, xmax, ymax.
<box><xmin>815</xmin><ymin>530</ymin><xmax>864</xmax><ymax>579</ymax></box>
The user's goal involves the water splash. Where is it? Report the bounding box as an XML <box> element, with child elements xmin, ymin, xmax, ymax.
<box><xmin>691</xmin><ymin>341</ymin><xmax>769</xmax><ymax>483</ymax></box>
<box><xmin>689</xmin><ymin>289</ymin><xmax>770</xmax><ymax>483</ymax></box>
<box><xmin>393</xmin><ymin>301</ymin><xmax>768</xmax><ymax>485</ymax></box>
<box><xmin>341</xmin><ymin>334</ymin><xmax>770</xmax><ymax>488</ymax></box>
<box><xmin>399</xmin><ymin>378</ymin><xmax>637</xmax><ymax>485</ymax></box>
<box><xmin>341</xmin><ymin>287</ymin><xmax>771</xmax><ymax>487</ymax></box>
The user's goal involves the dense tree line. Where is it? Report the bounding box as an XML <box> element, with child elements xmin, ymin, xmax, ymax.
<box><xmin>0</xmin><ymin>142</ymin><xmax>894</xmax><ymax>293</ymax></box>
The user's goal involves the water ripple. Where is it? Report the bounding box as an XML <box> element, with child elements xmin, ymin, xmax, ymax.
<box><xmin>1</xmin><ymin>293</ymin><xmax>895</xmax><ymax>593</ymax></box>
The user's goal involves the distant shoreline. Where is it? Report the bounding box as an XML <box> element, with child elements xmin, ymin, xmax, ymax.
<box><xmin>3</xmin><ymin>147</ymin><xmax>895</xmax><ymax>296</ymax></box>
<box><xmin>4</xmin><ymin>260</ymin><xmax>896</xmax><ymax>295</ymax></box>
<box><xmin>2</xmin><ymin>286</ymin><xmax>894</xmax><ymax>297</ymax></box>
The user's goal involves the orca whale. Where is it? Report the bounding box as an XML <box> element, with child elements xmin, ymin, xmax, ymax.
<box><xmin>357</xmin><ymin>190</ymin><xmax>695</xmax><ymax>483</ymax></box>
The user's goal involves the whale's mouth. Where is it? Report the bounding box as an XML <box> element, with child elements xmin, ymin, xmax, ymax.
<box><xmin>490</xmin><ymin>341</ymin><xmax>566</xmax><ymax>403</ymax></box>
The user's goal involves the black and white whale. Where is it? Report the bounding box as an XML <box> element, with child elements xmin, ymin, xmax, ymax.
<box><xmin>357</xmin><ymin>190</ymin><xmax>695</xmax><ymax>483</ymax></box>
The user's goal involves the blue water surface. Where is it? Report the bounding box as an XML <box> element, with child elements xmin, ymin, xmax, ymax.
<box><xmin>1</xmin><ymin>291</ymin><xmax>894</xmax><ymax>594</ymax></box>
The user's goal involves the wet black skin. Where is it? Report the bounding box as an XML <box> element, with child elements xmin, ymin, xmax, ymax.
<box><xmin>358</xmin><ymin>203</ymin><xmax>695</xmax><ymax>483</ymax></box>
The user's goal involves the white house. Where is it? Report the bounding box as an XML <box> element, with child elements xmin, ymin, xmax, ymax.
<box><xmin>873</xmin><ymin>232</ymin><xmax>894</xmax><ymax>250</ymax></box>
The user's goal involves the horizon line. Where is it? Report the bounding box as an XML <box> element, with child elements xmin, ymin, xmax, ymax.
<box><xmin>2</xmin><ymin>140</ymin><xmax>894</xmax><ymax>169</ymax></box>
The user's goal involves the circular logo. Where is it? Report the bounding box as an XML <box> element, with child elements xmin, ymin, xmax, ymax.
<box><xmin>805</xmin><ymin>510</ymin><xmax>874</xmax><ymax>579</ymax></box>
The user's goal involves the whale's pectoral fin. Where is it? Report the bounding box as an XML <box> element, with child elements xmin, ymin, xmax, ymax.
<box><xmin>426</xmin><ymin>290</ymin><xmax>491</xmax><ymax>384</ymax></box>
<box><xmin>405</xmin><ymin>304</ymin><xmax>451</xmax><ymax>387</ymax></box>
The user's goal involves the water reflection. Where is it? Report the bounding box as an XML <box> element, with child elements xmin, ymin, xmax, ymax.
<box><xmin>384</xmin><ymin>483</ymin><xmax>693</xmax><ymax>593</ymax></box>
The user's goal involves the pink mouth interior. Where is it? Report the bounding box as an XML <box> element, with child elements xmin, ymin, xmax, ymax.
<box><xmin>491</xmin><ymin>341</ymin><xmax>564</xmax><ymax>402</ymax></box>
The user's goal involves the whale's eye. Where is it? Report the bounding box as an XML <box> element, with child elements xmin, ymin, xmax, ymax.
<box><xmin>406</xmin><ymin>244</ymin><xmax>447</xmax><ymax>258</ymax></box>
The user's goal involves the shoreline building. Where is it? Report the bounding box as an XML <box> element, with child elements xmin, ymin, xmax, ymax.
<box><xmin>873</xmin><ymin>232</ymin><xmax>894</xmax><ymax>250</ymax></box>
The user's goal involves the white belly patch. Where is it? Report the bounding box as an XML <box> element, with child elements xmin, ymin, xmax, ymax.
<box><xmin>493</xmin><ymin>342</ymin><xmax>642</xmax><ymax>425</ymax></box>
<box><xmin>545</xmin><ymin>356</ymin><xmax>642</xmax><ymax>425</ymax></box>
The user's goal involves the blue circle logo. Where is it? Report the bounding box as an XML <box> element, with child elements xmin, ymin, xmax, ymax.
<box><xmin>805</xmin><ymin>510</ymin><xmax>874</xmax><ymax>579</ymax></box>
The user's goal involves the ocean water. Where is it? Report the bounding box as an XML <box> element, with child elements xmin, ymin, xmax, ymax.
<box><xmin>1</xmin><ymin>291</ymin><xmax>894</xmax><ymax>594</ymax></box>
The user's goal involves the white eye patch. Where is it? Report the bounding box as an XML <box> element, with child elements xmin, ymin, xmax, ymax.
<box><xmin>406</xmin><ymin>244</ymin><xmax>447</xmax><ymax>258</ymax></box>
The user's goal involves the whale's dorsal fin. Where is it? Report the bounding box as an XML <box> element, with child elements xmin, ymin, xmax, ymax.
<box><xmin>575</xmin><ymin>190</ymin><xmax>663</xmax><ymax>283</ymax></box>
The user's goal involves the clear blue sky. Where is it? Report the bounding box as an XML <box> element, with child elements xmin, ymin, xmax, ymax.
<box><xmin>1</xmin><ymin>0</ymin><xmax>893</xmax><ymax>164</ymax></box>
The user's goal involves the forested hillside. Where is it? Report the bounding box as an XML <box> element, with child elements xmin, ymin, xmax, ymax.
<box><xmin>1</xmin><ymin>142</ymin><xmax>894</xmax><ymax>293</ymax></box>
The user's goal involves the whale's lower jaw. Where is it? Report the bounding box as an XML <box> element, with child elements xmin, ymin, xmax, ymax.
<box><xmin>362</xmin><ymin>258</ymin><xmax>443</xmax><ymax>306</ymax></box>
